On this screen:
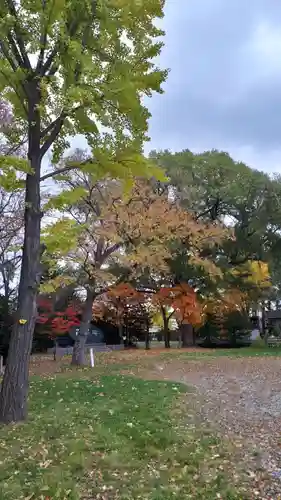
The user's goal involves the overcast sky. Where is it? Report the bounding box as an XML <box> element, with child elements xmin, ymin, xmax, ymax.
<box><xmin>147</xmin><ymin>0</ymin><xmax>281</xmax><ymax>173</ymax></box>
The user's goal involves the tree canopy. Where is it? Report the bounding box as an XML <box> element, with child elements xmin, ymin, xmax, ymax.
<box><xmin>0</xmin><ymin>0</ymin><xmax>167</xmax><ymax>424</ymax></box>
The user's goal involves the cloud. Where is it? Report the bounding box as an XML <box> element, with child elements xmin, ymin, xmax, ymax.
<box><xmin>148</xmin><ymin>0</ymin><xmax>281</xmax><ymax>171</ymax></box>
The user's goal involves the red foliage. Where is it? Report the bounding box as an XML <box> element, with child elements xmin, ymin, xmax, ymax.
<box><xmin>37</xmin><ymin>298</ymin><xmax>81</xmax><ymax>338</ymax></box>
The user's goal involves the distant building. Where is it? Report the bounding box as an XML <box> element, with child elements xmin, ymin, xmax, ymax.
<box><xmin>265</xmin><ymin>310</ymin><xmax>281</xmax><ymax>331</ymax></box>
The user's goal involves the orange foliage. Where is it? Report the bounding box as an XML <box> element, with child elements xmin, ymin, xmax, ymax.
<box><xmin>172</xmin><ymin>284</ymin><xmax>203</xmax><ymax>326</ymax></box>
<box><xmin>152</xmin><ymin>282</ymin><xmax>202</xmax><ymax>326</ymax></box>
<box><xmin>67</xmin><ymin>179</ymin><xmax>230</xmax><ymax>289</ymax></box>
<box><xmin>93</xmin><ymin>283</ymin><xmax>144</xmax><ymax>327</ymax></box>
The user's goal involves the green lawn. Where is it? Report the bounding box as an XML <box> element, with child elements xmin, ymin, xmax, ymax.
<box><xmin>0</xmin><ymin>374</ymin><xmax>250</xmax><ymax>500</ymax></box>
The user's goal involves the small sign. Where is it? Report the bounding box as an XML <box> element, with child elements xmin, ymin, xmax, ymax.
<box><xmin>69</xmin><ymin>325</ymin><xmax>104</xmax><ymax>342</ymax></box>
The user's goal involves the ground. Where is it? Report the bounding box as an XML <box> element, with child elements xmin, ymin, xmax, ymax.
<box><xmin>1</xmin><ymin>347</ymin><xmax>281</xmax><ymax>499</ymax></box>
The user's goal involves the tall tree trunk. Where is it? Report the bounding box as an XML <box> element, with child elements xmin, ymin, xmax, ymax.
<box><xmin>181</xmin><ymin>323</ymin><xmax>194</xmax><ymax>347</ymax></box>
<box><xmin>118</xmin><ymin>323</ymin><xmax>123</xmax><ymax>344</ymax></box>
<box><xmin>178</xmin><ymin>327</ymin><xmax>182</xmax><ymax>348</ymax></box>
<box><xmin>164</xmin><ymin>326</ymin><xmax>170</xmax><ymax>348</ymax></box>
<box><xmin>72</xmin><ymin>289</ymin><xmax>95</xmax><ymax>366</ymax></box>
<box><xmin>161</xmin><ymin>308</ymin><xmax>170</xmax><ymax>349</ymax></box>
<box><xmin>145</xmin><ymin>318</ymin><xmax>150</xmax><ymax>350</ymax></box>
<box><xmin>0</xmin><ymin>163</ymin><xmax>41</xmax><ymax>423</ymax></box>
<box><xmin>261</xmin><ymin>301</ymin><xmax>266</xmax><ymax>338</ymax></box>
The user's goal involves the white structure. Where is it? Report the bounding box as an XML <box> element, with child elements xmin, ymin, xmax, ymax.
<box><xmin>250</xmin><ymin>328</ymin><xmax>260</xmax><ymax>341</ymax></box>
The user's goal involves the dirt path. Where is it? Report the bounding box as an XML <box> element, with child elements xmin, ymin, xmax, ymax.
<box><xmin>153</xmin><ymin>357</ymin><xmax>281</xmax><ymax>499</ymax></box>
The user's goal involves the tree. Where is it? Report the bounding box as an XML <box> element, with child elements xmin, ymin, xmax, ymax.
<box><xmin>96</xmin><ymin>283</ymin><xmax>142</xmax><ymax>338</ymax></box>
<box><xmin>150</xmin><ymin>149</ymin><xmax>281</xmax><ymax>329</ymax></box>
<box><xmin>45</xmin><ymin>176</ymin><xmax>177</xmax><ymax>364</ymax></box>
<box><xmin>93</xmin><ymin>283</ymin><xmax>150</xmax><ymax>348</ymax></box>
<box><xmin>0</xmin><ymin>0</ymin><xmax>167</xmax><ymax>423</ymax></box>
<box><xmin>172</xmin><ymin>283</ymin><xmax>202</xmax><ymax>346</ymax></box>
<box><xmin>0</xmin><ymin>99</ymin><xmax>12</xmax><ymax>133</ymax></box>
<box><xmin>0</xmin><ymin>187</ymin><xmax>23</xmax><ymax>296</ymax></box>
<box><xmin>151</xmin><ymin>283</ymin><xmax>201</xmax><ymax>348</ymax></box>
<box><xmin>151</xmin><ymin>287</ymin><xmax>176</xmax><ymax>348</ymax></box>
<box><xmin>44</xmin><ymin>174</ymin><xmax>229</xmax><ymax>363</ymax></box>
<box><xmin>152</xmin><ymin>149</ymin><xmax>281</xmax><ymax>267</ymax></box>
<box><xmin>36</xmin><ymin>297</ymin><xmax>80</xmax><ymax>357</ymax></box>
<box><xmin>200</xmin><ymin>289</ymin><xmax>248</xmax><ymax>346</ymax></box>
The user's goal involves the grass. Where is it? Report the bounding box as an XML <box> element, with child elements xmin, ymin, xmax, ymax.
<box><xmin>0</xmin><ymin>373</ymin><xmax>250</xmax><ymax>500</ymax></box>
<box><xmin>157</xmin><ymin>346</ymin><xmax>281</xmax><ymax>361</ymax></box>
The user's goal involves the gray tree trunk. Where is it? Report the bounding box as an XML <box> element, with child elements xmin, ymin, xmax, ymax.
<box><xmin>181</xmin><ymin>324</ymin><xmax>195</xmax><ymax>347</ymax></box>
<box><xmin>0</xmin><ymin>158</ymin><xmax>41</xmax><ymax>423</ymax></box>
<box><xmin>161</xmin><ymin>307</ymin><xmax>170</xmax><ymax>349</ymax></box>
<box><xmin>0</xmin><ymin>78</ymin><xmax>42</xmax><ymax>424</ymax></box>
<box><xmin>71</xmin><ymin>289</ymin><xmax>95</xmax><ymax>366</ymax></box>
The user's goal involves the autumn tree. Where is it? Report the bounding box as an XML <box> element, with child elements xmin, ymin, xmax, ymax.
<box><xmin>172</xmin><ymin>283</ymin><xmax>202</xmax><ymax>346</ymax></box>
<box><xmin>149</xmin><ymin>149</ymin><xmax>281</xmax><ymax>334</ymax></box>
<box><xmin>199</xmin><ymin>261</ymin><xmax>270</xmax><ymax>346</ymax></box>
<box><xmin>0</xmin><ymin>0</ymin><xmax>166</xmax><ymax>422</ymax></box>
<box><xmin>151</xmin><ymin>283</ymin><xmax>201</xmax><ymax>348</ymax></box>
<box><xmin>36</xmin><ymin>297</ymin><xmax>80</xmax><ymax>356</ymax></box>
<box><xmin>104</xmin><ymin>284</ymin><xmax>140</xmax><ymax>341</ymax></box>
<box><xmin>151</xmin><ymin>286</ymin><xmax>176</xmax><ymax>348</ymax></box>
<box><xmin>94</xmin><ymin>282</ymin><xmax>143</xmax><ymax>338</ymax></box>
<box><xmin>45</xmin><ymin>177</ymin><xmax>191</xmax><ymax>363</ymax></box>
<box><xmin>201</xmin><ymin>289</ymin><xmax>249</xmax><ymax>346</ymax></box>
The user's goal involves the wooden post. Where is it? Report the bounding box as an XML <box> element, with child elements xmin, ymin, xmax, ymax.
<box><xmin>0</xmin><ymin>356</ymin><xmax>3</xmax><ymax>375</ymax></box>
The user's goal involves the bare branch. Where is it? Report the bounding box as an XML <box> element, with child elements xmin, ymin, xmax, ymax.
<box><xmin>40</xmin><ymin>164</ymin><xmax>77</xmax><ymax>182</ymax></box>
<box><xmin>0</xmin><ymin>40</ymin><xmax>17</xmax><ymax>71</ymax></box>
<box><xmin>0</xmin><ymin>254</ymin><xmax>21</xmax><ymax>272</ymax></box>
<box><xmin>168</xmin><ymin>310</ymin><xmax>175</xmax><ymax>321</ymax></box>
<box><xmin>40</xmin><ymin>114</ymin><xmax>65</xmax><ymax>140</ymax></box>
<box><xmin>41</xmin><ymin>16</ymin><xmax>80</xmax><ymax>76</ymax></box>
<box><xmin>6</xmin><ymin>0</ymin><xmax>31</xmax><ymax>70</ymax></box>
<box><xmin>5</xmin><ymin>134</ymin><xmax>28</xmax><ymax>155</ymax></box>
<box><xmin>40</xmin><ymin>105</ymin><xmax>83</xmax><ymax>140</ymax></box>
<box><xmin>39</xmin><ymin>115</ymin><xmax>65</xmax><ymax>158</ymax></box>
<box><xmin>102</xmin><ymin>242</ymin><xmax>121</xmax><ymax>260</ymax></box>
<box><xmin>36</xmin><ymin>0</ymin><xmax>49</xmax><ymax>72</ymax></box>
<box><xmin>6</xmin><ymin>32</ymin><xmax>24</xmax><ymax>68</ymax></box>
<box><xmin>0</xmin><ymin>70</ymin><xmax>28</xmax><ymax>116</ymax></box>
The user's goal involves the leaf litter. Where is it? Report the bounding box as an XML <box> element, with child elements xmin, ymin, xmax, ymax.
<box><xmin>154</xmin><ymin>355</ymin><xmax>281</xmax><ymax>499</ymax></box>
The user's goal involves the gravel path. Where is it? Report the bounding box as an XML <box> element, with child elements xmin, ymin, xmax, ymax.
<box><xmin>155</xmin><ymin>357</ymin><xmax>281</xmax><ymax>499</ymax></box>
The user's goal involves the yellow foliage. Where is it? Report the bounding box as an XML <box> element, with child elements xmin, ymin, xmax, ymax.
<box><xmin>232</xmin><ymin>260</ymin><xmax>271</xmax><ymax>288</ymax></box>
<box><xmin>54</xmin><ymin>178</ymin><xmax>231</xmax><ymax>288</ymax></box>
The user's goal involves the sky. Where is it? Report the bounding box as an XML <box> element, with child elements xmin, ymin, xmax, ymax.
<box><xmin>147</xmin><ymin>0</ymin><xmax>281</xmax><ymax>173</ymax></box>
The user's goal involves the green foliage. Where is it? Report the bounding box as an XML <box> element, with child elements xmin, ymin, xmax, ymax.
<box><xmin>41</xmin><ymin>218</ymin><xmax>83</xmax><ymax>255</ymax></box>
<box><xmin>150</xmin><ymin>148</ymin><xmax>281</xmax><ymax>305</ymax></box>
<box><xmin>43</xmin><ymin>186</ymin><xmax>87</xmax><ymax>211</ymax></box>
<box><xmin>0</xmin><ymin>155</ymin><xmax>29</xmax><ymax>190</ymax></box>
<box><xmin>0</xmin><ymin>0</ymin><xmax>167</xmax><ymax>169</ymax></box>
<box><xmin>152</xmin><ymin>149</ymin><xmax>281</xmax><ymax>260</ymax></box>
<box><xmin>224</xmin><ymin>310</ymin><xmax>251</xmax><ymax>334</ymax></box>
